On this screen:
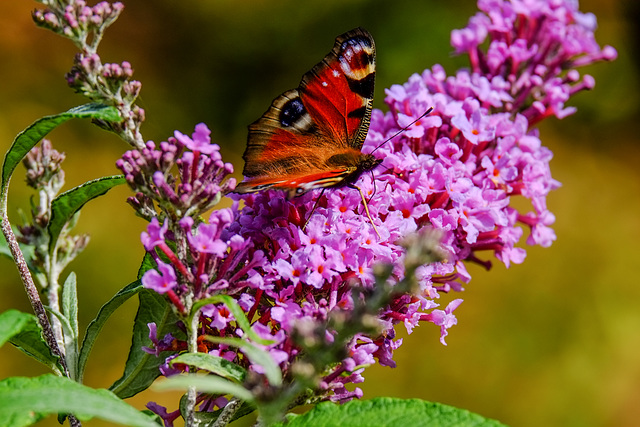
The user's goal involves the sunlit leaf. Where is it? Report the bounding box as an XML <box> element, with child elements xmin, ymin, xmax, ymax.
<box><xmin>204</xmin><ymin>336</ymin><xmax>282</xmax><ymax>387</ymax></box>
<box><xmin>155</xmin><ymin>374</ymin><xmax>253</xmax><ymax>403</ymax></box>
<box><xmin>78</xmin><ymin>280</ymin><xmax>144</xmax><ymax>383</ymax></box>
<box><xmin>171</xmin><ymin>352</ymin><xmax>247</xmax><ymax>383</ymax></box>
<box><xmin>0</xmin><ymin>375</ymin><xmax>160</xmax><ymax>427</ymax></box>
<box><xmin>275</xmin><ymin>397</ymin><xmax>508</xmax><ymax>427</ymax></box>
<box><xmin>47</xmin><ymin>175</ymin><xmax>126</xmax><ymax>254</ymax></box>
<box><xmin>1</xmin><ymin>104</ymin><xmax>120</xmax><ymax>191</ymax></box>
<box><xmin>0</xmin><ymin>310</ymin><xmax>61</xmax><ymax>375</ymax></box>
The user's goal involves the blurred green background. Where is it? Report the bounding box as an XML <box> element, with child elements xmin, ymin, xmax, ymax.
<box><xmin>0</xmin><ymin>0</ymin><xmax>637</xmax><ymax>426</ymax></box>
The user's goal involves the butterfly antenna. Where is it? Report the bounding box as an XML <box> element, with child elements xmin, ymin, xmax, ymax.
<box><xmin>370</xmin><ymin>107</ymin><xmax>434</xmax><ymax>155</ymax></box>
<box><xmin>302</xmin><ymin>188</ymin><xmax>326</xmax><ymax>232</ymax></box>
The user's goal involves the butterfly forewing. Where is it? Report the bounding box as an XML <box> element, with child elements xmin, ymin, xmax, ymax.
<box><xmin>243</xmin><ymin>89</ymin><xmax>329</xmax><ymax>179</ymax></box>
<box><xmin>236</xmin><ymin>27</ymin><xmax>377</xmax><ymax>195</ymax></box>
<box><xmin>299</xmin><ymin>27</ymin><xmax>376</xmax><ymax>150</ymax></box>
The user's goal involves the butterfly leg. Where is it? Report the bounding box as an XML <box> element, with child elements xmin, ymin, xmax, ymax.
<box><xmin>348</xmin><ymin>184</ymin><xmax>381</xmax><ymax>239</ymax></box>
<box><xmin>302</xmin><ymin>188</ymin><xmax>326</xmax><ymax>232</ymax></box>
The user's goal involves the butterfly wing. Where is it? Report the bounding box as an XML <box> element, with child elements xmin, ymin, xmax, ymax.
<box><xmin>299</xmin><ymin>27</ymin><xmax>376</xmax><ymax>151</ymax></box>
<box><xmin>236</xmin><ymin>27</ymin><xmax>376</xmax><ymax>194</ymax></box>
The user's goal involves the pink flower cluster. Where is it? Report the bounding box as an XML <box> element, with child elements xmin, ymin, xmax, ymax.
<box><xmin>117</xmin><ymin>123</ymin><xmax>236</xmax><ymax>221</ymax></box>
<box><xmin>124</xmin><ymin>0</ymin><xmax>616</xmax><ymax>422</ymax></box>
<box><xmin>34</xmin><ymin>1</ymin><xmax>146</xmax><ymax>147</ymax></box>
<box><xmin>32</xmin><ymin>1</ymin><xmax>123</xmax><ymax>42</ymax></box>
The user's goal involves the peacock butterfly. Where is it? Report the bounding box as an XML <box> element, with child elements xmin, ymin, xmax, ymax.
<box><xmin>234</xmin><ymin>27</ymin><xmax>380</xmax><ymax>200</ymax></box>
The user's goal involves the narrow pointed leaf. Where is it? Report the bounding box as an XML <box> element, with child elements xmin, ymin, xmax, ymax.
<box><xmin>204</xmin><ymin>336</ymin><xmax>282</xmax><ymax>386</ymax></box>
<box><xmin>60</xmin><ymin>272</ymin><xmax>79</xmax><ymax>380</ymax></box>
<box><xmin>78</xmin><ymin>280</ymin><xmax>144</xmax><ymax>383</ymax></box>
<box><xmin>155</xmin><ymin>374</ymin><xmax>254</xmax><ymax>403</ymax></box>
<box><xmin>109</xmin><ymin>288</ymin><xmax>182</xmax><ymax>398</ymax></box>
<box><xmin>44</xmin><ymin>307</ymin><xmax>74</xmax><ymax>341</ymax></box>
<box><xmin>0</xmin><ymin>375</ymin><xmax>160</xmax><ymax>427</ymax></box>
<box><xmin>170</xmin><ymin>352</ymin><xmax>247</xmax><ymax>383</ymax></box>
<box><xmin>193</xmin><ymin>295</ymin><xmax>273</xmax><ymax>346</ymax></box>
<box><xmin>61</xmin><ymin>272</ymin><xmax>79</xmax><ymax>344</ymax></box>
<box><xmin>47</xmin><ymin>175</ymin><xmax>126</xmax><ymax>254</ymax></box>
<box><xmin>61</xmin><ymin>273</ymin><xmax>79</xmax><ymax>339</ymax></box>
<box><xmin>1</xmin><ymin>104</ymin><xmax>120</xmax><ymax>190</ymax></box>
<box><xmin>44</xmin><ymin>307</ymin><xmax>77</xmax><ymax>378</ymax></box>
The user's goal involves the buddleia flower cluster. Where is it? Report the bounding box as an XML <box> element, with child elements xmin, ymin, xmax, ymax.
<box><xmin>119</xmin><ymin>0</ymin><xmax>616</xmax><ymax>424</ymax></box>
<box><xmin>33</xmin><ymin>0</ymin><xmax>145</xmax><ymax>147</ymax></box>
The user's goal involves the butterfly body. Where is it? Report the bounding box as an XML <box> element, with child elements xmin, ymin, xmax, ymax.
<box><xmin>235</xmin><ymin>28</ymin><xmax>378</xmax><ymax>198</ymax></box>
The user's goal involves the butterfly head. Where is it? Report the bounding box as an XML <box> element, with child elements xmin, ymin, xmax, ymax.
<box><xmin>330</xmin><ymin>152</ymin><xmax>382</xmax><ymax>189</ymax></box>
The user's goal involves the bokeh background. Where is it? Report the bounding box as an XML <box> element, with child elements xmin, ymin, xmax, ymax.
<box><xmin>0</xmin><ymin>0</ymin><xmax>637</xmax><ymax>426</ymax></box>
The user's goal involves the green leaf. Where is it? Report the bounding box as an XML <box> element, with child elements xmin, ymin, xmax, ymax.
<box><xmin>170</xmin><ymin>352</ymin><xmax>247</xmax><ymax>383</ymax></box>
<box><xmin>43</xmin><ymin>307</ymin><xmax>78</xmax><ymax>379</ymax></box>
<box><xmin>154</xmin><ymin>374</ymin><xmax>254</xmax><ymax>403</ymax></box>
<box><xmin>0</xmin><ymin>375</ymin><xmax>160</xmax><ymax>427</ymax></box>
<box><xmin>1</xmin><ymin>103</ymin><xmax>120</xmax><ymax>191</ymax></box>
<box><xmin>137</xmin><ymin>252</ymin><xmax>157</xmax><ymax>280</ymax></box>
<box><xmin>47</xmin><ymin>175</ymin><xmax>126</xmax><ymax>254</ymax></box>
<box><xmin>60</xmin><ymin>273</ymin><xmax>79</xmax><ymax>381</ymax></box>
<box><xmin>193</xmin><ymin>295</ymin><xmax>273</xmax><ymax>346</ymax></box>
<box><xmin>0</xmin><ymin>233</ymin><xmax>12</xmax><ymax>259</ymax></box>
<box><xmin>274</xmin><ymin>397</ymin><xmax>509</xmax><ymax>427</ymax></box>
<box><xmin>61</xmin><ymin>273</ymin><xmax>79</xmax><ymax>341</ymax></box>
<box><xmin>78</xmin><ymin>280</ymin><xmax>144</xmax><ymax>383</ymax></box>
<box><xmin>204</xmin><ymin>336</ymin><xmax>282</xmax><ymax>387</ymax></box>
<box><xmin>0</xmin><ymin>310</ymin><xmax>33</xmax><ymax>347</ymax></box>
<box><xmin>43</xmin><ymin>307</ymin><xmax>74</xmax><ymax>341</ymax></box>
<box><xmin>0</xmin><ymin>310</ymin><xmax>61</xmax><ymax>375</ymax></box>
<box><xmin>109</xmin><ymin>288</ymin><xmax>182</xmax><ymax>399</ymax></box>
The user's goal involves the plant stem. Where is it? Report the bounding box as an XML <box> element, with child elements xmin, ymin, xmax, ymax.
<box><xmin>185</xmin><ymin>308</ymin><xmax>201</xmax><ymax>426</ymax></box>
<box><xmin>210</xmin><ymin>397</ymin><xmax>242</xmax><ymax>427</ymax></box>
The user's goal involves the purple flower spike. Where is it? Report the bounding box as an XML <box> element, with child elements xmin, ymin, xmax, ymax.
<box><xmin>130</xmin><ymin>0</ymin><xmax>614</xmax><ymax>412</ymax></box>
<box><xmin>215</xmin><ymin>0</ymin><xmax>613</xmax><ymax>402</ymax></box>
<box><xmin>116</xmin><ymin>124</ymin><xmax>235</xmax><ymax>221</ymax></box>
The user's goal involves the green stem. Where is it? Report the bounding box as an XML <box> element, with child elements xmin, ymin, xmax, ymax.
<box><xmin>185</xmin><ymin>308</ymin><xmax>201</xmax><ymax>426</ymax></box>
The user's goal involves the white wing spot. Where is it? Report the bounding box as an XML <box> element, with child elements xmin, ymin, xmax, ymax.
<box><xmin>340</xmin><ymin>59</ymin><xmax>352</xmax><ymax>75</ymax></box>
<box><xmin>322</xmin><ymin>81</ymin><xmax>328</xmax><ymax>87</ymax></box>
<box><xmin>332</xmin><ymin>69</ymin><xmax>340</xmax><ymax>78</ymax></box>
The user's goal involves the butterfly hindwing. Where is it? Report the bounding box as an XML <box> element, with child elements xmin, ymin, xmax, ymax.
<box><xmin>236</xmin><ymin>27</ymin><xmax>377</xmax><ymax>194</ymax></box>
